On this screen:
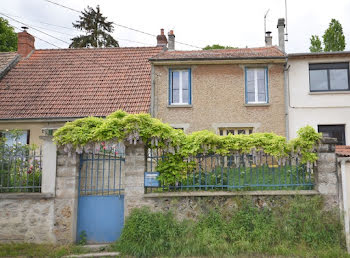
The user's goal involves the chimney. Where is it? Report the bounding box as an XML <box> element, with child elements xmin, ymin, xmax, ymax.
<box><xmin>277</xmin><ymin>18</ymin><xmax>285</xmax><ymax>52</ymax></box>
<box><xmin>265</xmin><ymin>31</ymin><xmax>272</xmax><ymax>47</ymax></box>
<box><xmin>17</xmin><ymin>27</ymin><xmax>35</xmax><ymax>57</ymax></box>
<box><xmin>168</xmin><ymin>30</ymin><xmax>175</xmax><ymax>51</ymax></box>
<box><xmin>156</xmin><ymin>28</ymin><xmax>168</xmax><ymax>48</ymax></box>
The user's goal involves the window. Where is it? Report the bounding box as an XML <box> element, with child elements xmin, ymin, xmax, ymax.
<box><xmin>0</xmin><ymin>130</ymin><xmax>30</xmax><ymax>147</ymax></box>
<box><xmin>245</xmin><ymin>68</ymin><xmax>268</xmax><ymax>104</ymax></box>
<box><xmin>169</xmin><ymin>69</ymin><xmax>191</xmax><ymax>105</ymax></box>
<box><xmin>219</xmin><ymin>128</ymin><xmax>253</xmax><ymax>136</ymax></box>
<box><xmin>309</xmin><ymin>63</ymin><xmax>349</xmax><ymax>92</ymax></box>
<box><xmin>318</xmin><ymin>125</ymin><xmax>345</xmax><ymax>145</ymax></box>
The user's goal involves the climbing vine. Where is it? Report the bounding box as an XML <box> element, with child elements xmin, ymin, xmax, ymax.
<box><xmin>54</xmin><ymin>110</ymin><xmax>322</xmax><ymax>170</ymax></box>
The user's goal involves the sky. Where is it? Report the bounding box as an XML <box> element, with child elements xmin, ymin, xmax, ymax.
<box><xmin>1</xmin><ymin>0</ymin><xmax>350</xmax><ymax>53</ymax></box>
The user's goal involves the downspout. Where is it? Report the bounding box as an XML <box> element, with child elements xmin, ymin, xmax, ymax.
<box><xmin>284</xmin><ymin>56</ymin><xmax>290</xmax><ymax>140</ymax></box>
<box><xmin>150</xmin><ymin>64</ymin><xmax>155</xmax><ymax>117</ymax></box>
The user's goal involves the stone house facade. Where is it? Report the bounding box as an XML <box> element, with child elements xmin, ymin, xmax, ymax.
<box><xmin>150</xmin><ymin>47</ymin><xmax>286</xmax><ymax>136</ymax></box>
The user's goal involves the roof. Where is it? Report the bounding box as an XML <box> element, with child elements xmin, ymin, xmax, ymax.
<box><xmin>288</xmin><ymin>51</ymin><xmax>350</xmax><ymax>59</ymax></box>
<box><xmin>0</xmin><ymin>52</ymin><xmax>20</xmax><ymax>78</ymax></box>
<box><xmin>0</xmin><ymin>47</ymin><xmax>163</xmax><ymax>120</ymax></box>
<box><xmin>150</xmin><ymin>46</ymin><xmax>285</xmax><ymax>61</ymax></box>
<box><xmin>336</xmin><ymin>145</ymin><xmax>350</xmax><ymax>157</ymax></box>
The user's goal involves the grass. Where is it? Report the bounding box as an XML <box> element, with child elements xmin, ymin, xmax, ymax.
<box><xmin>112</xmin><ymin>196</ymin><xmax>348</xmax><ymax>257</ymax></box>
<box><xmin>0</xmin><ymin>243</ymin><xmax>91</xmax><ymax>257</ymax></box>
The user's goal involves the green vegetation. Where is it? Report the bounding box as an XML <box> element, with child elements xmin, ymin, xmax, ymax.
<box><xmin>113</xmin><ymin>196</ymin><xmax>347</xmax><ymax>257</ymax></box>
<box><xmin>310</xmin><ymin>18</ymin><xmax>346</xmax><ymax>52</ymax></box>
<box><xmin>203</xmin><ymin>44</ymin><xmax>237</xmax><ymax>50</ymax></box>
<box><xmin>0</xmin><ymin>243</ymin><xmax>89</xmax><ymax>257</ymax></box>
<box><xmin>0</xmin><ymin>17</ymin><xmax>17</xmax><ymax>52</ymax></box>
<box><xmin>54</xmin><ymin>111</ymin><xmax>321</xmax><ymax>186</ymax></box>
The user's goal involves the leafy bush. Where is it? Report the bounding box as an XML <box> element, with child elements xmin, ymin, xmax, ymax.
<box><xmin>113</xmin><ymin>196</ymin><xmax>346</xmax><ymax>257</ymax></box>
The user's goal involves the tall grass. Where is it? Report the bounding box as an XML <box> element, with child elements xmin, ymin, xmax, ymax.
<box><xmin>113</xmin><ymin>196</ymin><xmax>348</xmax><ymax>257</ymax></box>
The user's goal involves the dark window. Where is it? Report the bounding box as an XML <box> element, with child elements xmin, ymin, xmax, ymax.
<box><xmin>309</xmin><ymin>63</ymin><xmax>349</xmax><ymax>92</ymax></box>
<box><xmin>318</xmin><ymin>125</ymin><xmax>345</xmax><ymax>145</ymax></box>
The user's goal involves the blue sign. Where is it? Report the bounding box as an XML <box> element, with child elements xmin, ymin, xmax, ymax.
<box><xmin>144</xmin><ymin>172</ymin><xmax>160</xmax><ymax>187</ymax></box>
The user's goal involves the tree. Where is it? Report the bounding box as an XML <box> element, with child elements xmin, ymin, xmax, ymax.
<box><xmin>323</xmin><ymin>19</ymin><xmax>345</xmax><ymax>52</ymax></box>
<box><xmin>309</xmin><ymin>18</ymin><xmax>346</xmax><ymax>52</ymax></box>
<box><xmin>0</xmin><ymin>17</ymin><xmax>17</xmax><ymax>52</ymax></box>
<box><xmin>70</xmin><ymin>5</ymin><xmax>119</xmax><ymax>48</ymax></box>
<box><xmin>309</xmin><ymin>35</ymin><xmax>323</xmax><ymax>52</ymax></box>
<box><xmin>203</xmin><ymin>44</ymin><xmax>236</xmax><ymax>50</ymax></box>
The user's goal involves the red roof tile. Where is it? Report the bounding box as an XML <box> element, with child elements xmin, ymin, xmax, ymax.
<box><xmin>150</xmin><ymin>46</ymin><xmax>285</xmax><ymax>61</ymax></box>
<box><xmin>0</xmin><ymin>47</ymin><xmax>163</xmax><ymax>119</ymax></box>
<box><xmin>336</xmin><ymin>145</ymin><xmax>350</xmax><ymax>157</ymax></box>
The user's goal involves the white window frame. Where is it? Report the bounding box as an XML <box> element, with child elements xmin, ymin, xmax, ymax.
<box><xmin>169</xmin><ymin>69</ymin><xmax>191</xmax><ymax>105</ymax></box>
<box><xmin>245</xmin><ymin>68</ymin><xmax>268</xmax><ymax>104</ymax></box>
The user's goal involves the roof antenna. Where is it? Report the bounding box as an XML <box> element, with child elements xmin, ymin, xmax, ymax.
<box><xmin>285</xmin><ymin>0</ymin><xmax>288</xmax><ymax>41</ymax></box>
<box><xmin>21</xmin><ymin>26</ymin><xmax>29</xmax><ymax>32</ymax></box>
<box><xmin>264</xmin><ymin>9</ymin><xmax>270</xmax><ymax>43</ymax></box>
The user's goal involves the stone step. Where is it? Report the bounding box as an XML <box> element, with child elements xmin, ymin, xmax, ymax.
<box><xmin>64</xmin><ymin>251</ymin><xmax>120</xmax><ymax>258</ymax></box>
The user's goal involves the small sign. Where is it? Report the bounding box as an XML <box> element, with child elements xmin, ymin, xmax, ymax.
<box><xmin>144</xmin><ymin>172</ymin><xmax>160</xmax><ymax>187</ymax></box>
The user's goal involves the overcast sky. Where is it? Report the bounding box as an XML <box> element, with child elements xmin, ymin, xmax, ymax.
<box><xmin>1</xmin><ymin>0</ymin><xmax>350</xmax><ymax>53</ymax></box>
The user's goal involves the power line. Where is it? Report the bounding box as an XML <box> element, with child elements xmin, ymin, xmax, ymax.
<box><xmin>42</xmin><ymin>0</ymin><xmax>203</xmax><ymax>49</ymax></box>
<box><xmin>11</xmin><ymin>24</ymin><xmax>62</xmax><ymax>48</ymax></box>
<box><xmin>0</xmin><ymin>12</ymin><xmax>70</xmax><ymax>45</ymax></box>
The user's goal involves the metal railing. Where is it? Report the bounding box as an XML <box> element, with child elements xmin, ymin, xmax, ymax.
<box><xmin>0</xmin><ymin>145</ymin><xmax>42</xmax><ymax>193</ymax></box>
<box><xmin>146</xmin><ymin>150</ymin><xmax>314</xmax><ymax>193</ymax></box>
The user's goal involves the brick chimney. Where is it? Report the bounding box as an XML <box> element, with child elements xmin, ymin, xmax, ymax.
<box><xmin>168</xmin><ymin>30</ymin><xmax>175</xmax><ymax>51</ymax></box>
<box><xmin>265</xmin><ymin>31</ymin><xmax>272</xmax><ymax>47</ymax></box>
<box><xmin>17</xmin><ymin>28</ymin><xmax>35</xmax><ymax>57</ymax></box>
<box><xmin>277</xmin><ymin>18</ymin><xmax>285</xmax><ymax>52</ymax></box>
<box><xmin>156</xmin><ymin>28</ymin><xmax>168</xmax><ymax>48</ymax></box>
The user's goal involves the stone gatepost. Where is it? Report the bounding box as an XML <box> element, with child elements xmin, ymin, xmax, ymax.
<box><xmin>54</xmin><ymin>145</ymin><xmax>80</xmax><ymax>244</ymax></box>
<box><xmin>315</xmin><ymin>137</ymin><xmax>338</xmax><ymax>208</ymax></box>
<box><xmin>124</xmin><ymin>142</ymin><xmax>149</xmax><ymax>218</ymax></box>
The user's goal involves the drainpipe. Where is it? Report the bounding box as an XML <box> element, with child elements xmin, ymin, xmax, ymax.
<box><xmin>150</xmin><ymin>64</ymin><xmax>155</xmax><ymax>117</ymax></box>
<box><xmin>284</xmin><ymin>57</ymin><xmax>290</xmax><ymax>140</ymax></box>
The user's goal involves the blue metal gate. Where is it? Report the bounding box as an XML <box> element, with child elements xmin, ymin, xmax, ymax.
<box><xmin>77</xmin><ymin>147</ymin><xmax>125</xmax><ymax>243</ymax></box>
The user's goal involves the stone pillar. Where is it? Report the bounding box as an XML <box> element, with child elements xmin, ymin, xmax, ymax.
<box><xmin>315</xmin><ymin>137</ymin><xmax>338</xmax><ymax>208</ymax></box>
<box><xmin>54</xmin><ymin>147</ymin><xmax>79</xmax><ymax>244</ymax></box>
<box><xmin>40</xmin><ymin>136</ymin><xmax>57</xmax><ymax>195</ymax></box>
<box><xmin>124</xmin><ymin>142</ymin><xmax>148</xmax><ymax>218</ymax></box>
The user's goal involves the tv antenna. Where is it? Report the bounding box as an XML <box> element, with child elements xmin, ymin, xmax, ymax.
<box><xmin>264</xmin><ymin>9</ymin><xmax>270</xmax><ymax>37</ymax></box>
<box><xmin>285</xmin><ymin>0</ymin><xmax>288</xmax><ymax>41</ymax></box>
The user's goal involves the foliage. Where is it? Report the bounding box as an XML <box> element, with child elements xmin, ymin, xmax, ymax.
<box><xmin>0</xmin><ymin>130</ymin><xmax>41</xmax><ymax>192</ymax></box>
<box><xmin>78</xmin><ymin>230</ymin><xmax>87</xmax><ymax>245</ymax></box>
<box><xmin>54</xmin><ymin>111</ymin><xmax>321</xmax><ymax>186</ymax></box>
<box><xmin>203</xmin><ymin>44</ymin><xmax>236</xmax><ymax>50</ymax></box>
<box><xmin>0</xmin><ymin>17</ymin><xmax>17</xmax><ymax>52</ymax></box>
<box><xmin>70</xmin><ymin>5</ymin><xmax>119</xmax><ymax>48</ymax></box>
<box><xmin>323</xmin><ymin>19</ymin><xmax>346</xmax><ymax>52</ymax></box>
<box><xmin>113</xmin><ymin>196</ymin><xmax>346</xmax><ymax>257</ymax></box>
<box><xmin>309</xmin><ymin>18</ymin><xmax>346</xmax><ymax>52</ymax></box>
<box><xmin>309</xmin><ymin>35</ymin><xmax>323</xmax><ymax>52</ymax></box>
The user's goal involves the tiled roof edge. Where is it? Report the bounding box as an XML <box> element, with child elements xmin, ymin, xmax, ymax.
<box><xmin>0</xmin><ymin>54</ymin><xmax>21</xmax><ymax>79</ymax></box>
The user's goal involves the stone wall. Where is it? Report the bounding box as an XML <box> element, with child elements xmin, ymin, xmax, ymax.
<box><xmin>0</xmin><ymin>194</ymin><xmax>55</xmax><ymax>243</ymax></box>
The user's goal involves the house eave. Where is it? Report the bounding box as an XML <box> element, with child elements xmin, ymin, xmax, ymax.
<box><xmin>150</xmin><ymin>57</ymin><xmax>286</xmax><ymax>65</ymax></box>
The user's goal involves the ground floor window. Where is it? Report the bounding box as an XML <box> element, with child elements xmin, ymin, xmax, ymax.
<box><xmin>318</xmin><ymin>124</ymin><xmax>345</xmax><ymax>145</ymax></box>
<box><xmin>219</xmin><ymin>128</ymin><xmax>253</xmax><ymax>136</ymax></box>
<box><xmin>0</xmin><ymin>130</ymin><xmax>30</xmax><ymax>147</ymax></box>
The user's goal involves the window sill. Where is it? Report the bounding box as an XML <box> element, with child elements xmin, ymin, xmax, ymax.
<box><xmin>167</xmin><ymin>104</ymin><xmax>193</xmax><ymax>108</ymax></box>
<box><xmin>244</xmin><ymin>103</ymin><xmax>270</xmax><ymax>107</ymax></box>
<box><xmin>309</xmin><ymin>91</ymin><xmax>350</xmax><ymax>95</ymax></box>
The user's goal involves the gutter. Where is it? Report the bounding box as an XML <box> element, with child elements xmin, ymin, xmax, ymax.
<box><xmin>0</xmin><ymin>116</ymin><xmax>100</xmax><ymax>123</ymax></box>
<box><xmin>149</xmin><ymin>56</ymin><xmax>286</xmax><ymax>62</ymax></box>
<box><xmin>284</xmin><ymin>57</ymin><xmax>290</xmax><ymax>140</ymax></box>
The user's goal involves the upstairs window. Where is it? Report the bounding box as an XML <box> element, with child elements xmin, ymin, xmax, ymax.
<box><xmin>309</xmin><ymin>63</ymin><xmax>349</xmax><ymax>92</ymax></box>
<box><xmin>245</xmin><ymin>68</ymin><xmax>268</xmax><ymax>104</ymax></box>
<box><xmin>169</xmin><ymin>69</ymin><xmax>191</xmax><ymax>105</ymax></box>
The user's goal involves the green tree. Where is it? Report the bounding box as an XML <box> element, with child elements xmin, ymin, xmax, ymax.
<box><xmin>70</xmin><ymin>5</ymin><xmax>119</xmax><ymax>48</ymax></box>
<box><xmin>323</xmin><ymin>19</ymin><xmax>345</xmax><ymax>52</ymax></box>
<box><xmin>0</xmin><ymin>17</ymin><xmax>17</xmax><ymax>52</ymax></box>
<box><xmin>309</xmin><ymin>35</ymin><xmax>323</xmax><ymax>52</ymax></box>
<box><xmin>203</xmin><ymin>44</ymin><xmax>236</xmax><ymax>50</ymax></box>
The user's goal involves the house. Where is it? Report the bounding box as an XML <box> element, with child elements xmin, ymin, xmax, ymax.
<box><xmin>150</xmin><ymin>19</ymin><xmax>287</xmax><ymax>136</ymax></box>
<box><xmin>0</xmin><ymin>30</ymin><xmax>163</xmax><ymax>145</ymax></box>
<box><xmin>287</xmin><ymin>51</ymin><xmax>350</xmax><ymax>145</ymax></box>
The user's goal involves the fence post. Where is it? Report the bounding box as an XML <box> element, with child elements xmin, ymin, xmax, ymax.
<box><xmin>40</xmin><ymin>136</ymin><xmax>57</xmax><ymax>195</ymax></box>
<box><xmin>124</xmin><ymin>141</ymin><xmax>146</xmax><ymax>219</ymax></box>
<box><xmin>315</xmin><ymin>137</ymin><xmax>338</xmax><ymax>208</ymax></box>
